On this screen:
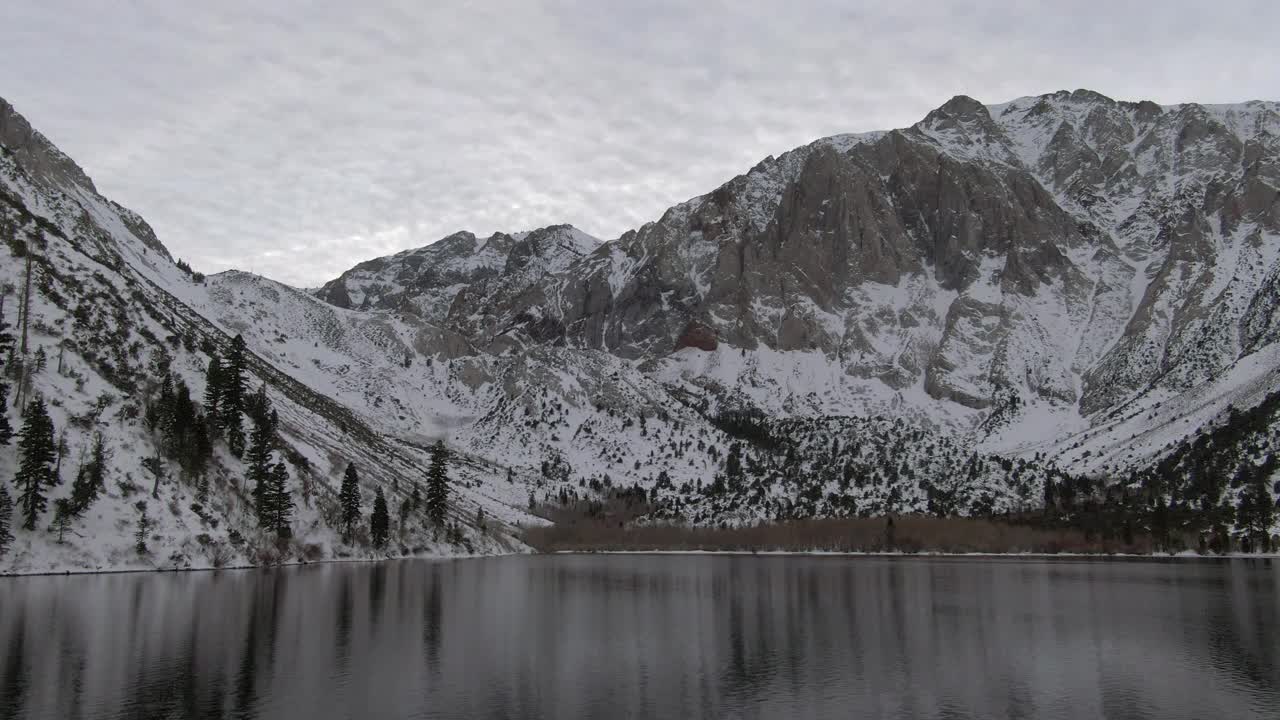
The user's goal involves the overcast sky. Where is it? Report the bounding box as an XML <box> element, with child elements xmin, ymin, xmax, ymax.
<box><xmin>3</xmin><ymin>1</ymin><xmax>1278</xmax><ymax>286</ymax></box>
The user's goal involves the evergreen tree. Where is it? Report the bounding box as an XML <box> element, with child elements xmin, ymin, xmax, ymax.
<box><xmin>370</xmin><ymin>487</ymin><xmax>390</xmax><ymax>548</ymax></box>
<box><xmin>187</xmin><ymin>413</ymin><xmax>213</xmax><ymax>476</ymax></box>
<box><xmin>195</xmin><ymin>472</ymin><xmax>211</xmax><ymax>506</ymax></box>
<box><xmin>157</xmin><ymin>373</ymin><xmax>177</xmax><ymax>447</ymax></box>
<box><xmin>134</xmin><ymin>501</ymin><xmax>151</xmax><ymax>554</ymax></box>
<box><xmin>52</xmin><ymin>498</ymin><xmax>73</xmax><ymax>543</ymax></box>
<box><xmin>0</xmin><ymin>305</ymin><xmax>11</xmax><ymax>442</ymax></box>
<box><xmin>203</xmin><ymin>353</ymin><xmax>223</xmax><ymax>425</ymax></box>
<box><xmin>222</xmin><ymin>335</ymin><xmax>248</xmax><ymax>419</ymax></box>
<box><xmin>172</xmin><ymin>379</ymin><xmax>196</xmax><ymax>450</ymax></box>
<box><xmin>70</xmin><ymin>432</ymin><xmax>109</xmax><ymax>515</ymax></box>
<box><xmin>267</xmin><ymin>461</ymin><xmax>294</xmax><ymax>538</ymax></box>
<box><xmin>0</xmin><ymin>379</ymin><xmax>11</xmax><ymax>445</ymax></box>
<box><xmin>1151</xmin><ymin>498</ymin><xmax>1170</xmax><ymax>552</ymax></box>
<box><xmin>425</xmin><ymin>441</ymin><xmax>450</xmax><ymax>527</ymax></box>
<box><xmin>246</xmin><ymin>419</ymin><xmax>274</xmax><ymax>526</ymax></box>
<box><xmin>0</xmin><ymin>484</ymin><xmax>13</xmax><ymax>558</ymax></box>
<box><xmin>339</xmin><ymin>463</ymin><xmax>362</xmax><ymax>542</ymax></box>
<box><xmin>1237</xmin><ymin>474</ymin><xmax>1275</xmax><ymax>553</ymax></box>
<box><xmin>13</xmin><ymin>398</ymin><xmax>57</xmax><ymax>530</ymax></box>
<box><xmin>221</xmin><ymin>335</ymin><xmax>249</xmax><ymax>458</ymax></box>
<box><xmin>226</xmin><ymin>417</ymin><xmax>245</xmax><ymax>459</ymax></box>
<box><xmin>246</xmin><ymin>382</ymin><xmax>273</xmax><ymax>429</ymax></box>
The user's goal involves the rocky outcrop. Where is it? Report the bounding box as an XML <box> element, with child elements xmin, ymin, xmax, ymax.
<box><xmin>674</xmin><ymin>321</ymin><xmax>717</xmax><ymax>351</ymax></box>
<box><xmin>0</xmin><ymin>97</ymin><xmax>97</xmax><ymax>194</ymax></box>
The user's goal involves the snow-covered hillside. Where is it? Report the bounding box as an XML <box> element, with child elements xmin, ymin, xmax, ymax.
<box><xmin>0</xmin><ymin>98</ymin><xmax>536</xmax><ymax>574</ymax></box>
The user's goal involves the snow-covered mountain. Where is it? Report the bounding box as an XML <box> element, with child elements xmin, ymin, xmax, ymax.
<box><xmin>0</xmin><ymin>97</ymin><xmax>532</xmax><ymax>574</ymax></box>
<box><xmin>2</xmin><ymin>89</ymin><xmax>1277</xmax><ymax>571</ymax></box>
<box><xmin>313</xmin><ymin>90</ymin><xmax>1279</xmax><ymax>524</ymax></box>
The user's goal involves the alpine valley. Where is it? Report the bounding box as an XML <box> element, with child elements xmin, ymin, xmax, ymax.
<box><xmin>2</xmin><ymin>89</ymin><xmax>1278</xmax><ymax>573</ymax></box>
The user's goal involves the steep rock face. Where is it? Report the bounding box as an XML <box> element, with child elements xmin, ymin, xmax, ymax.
<box><xmin>316</xmin><ymin>225</ymin><xmax>598</xmax><ymax>334</ymax></box>
<box><xmin>0</xmin><ymin>97</ymin><xmax>97</xmax><ymax>195</ymax></box>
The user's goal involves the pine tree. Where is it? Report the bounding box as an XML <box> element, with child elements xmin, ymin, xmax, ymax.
<box><xmin>0</xmin><ymin>295</ymin><xmax>12</xmax><ymax>445</ymax></box>
<box><xmin>203</xmin><ymin>353</ymin><xmax>223</xmax><ymax>425</ymax></box>
<box><xmin>52</xmin><ymin>498</ymin><xmax>73</xmax><ymax>543</ymax></box>
<box><xmin>195</xmin><ymin>473</ymin><xmax>210</xmax><ymax>506</ymax></box>
<box><xmin>339</xmin><ymin>463</ymin><xmax>362</xmax><ymax>542</ymax></box>
<box><xmin>425</xmin><ymin>441</ymin><xmax>450</xmax><ymax>527</ymax></box>
<box><xmin>246</xmin><ymin>382</ymin><xmax>272</xmax><ymax>428</ymax></box>
<box><xmin>0</xmin><ymin>379</ymin><xmax>11</xmax><ymax>445</ymax></box>
<box><xmin>370</xmin><ymin>486</ymin><xmax>390</xmax><ymax>548</ymax></box>
<box><xmin>13</xmin><ymin>398</ymin><xmax>57</xmax><ymax>530</ymax></box>
<box><xmin>1151</xmin><ymin>498</ymin><xmax>1170</xmax><ymax>552</ymax></box>
<box><xmin>222</xmin><ymin>335</ymin><xmax>249</xmax><ymax>458</ymax></box>
<box><xmin>171</xmin><ymin>378</ymin><xmax>196</xmax><ymax>456</ymax></box>
<box><xmin>187</xmin><ymin>412</ymin><xmax>213</xmax><ymax>476</ymax></box>
<box><xmin>267</xmin><ymin>461</ymin><xmax>294</xmax><ymax>538</ymax></box>
<box><xmin>134</xmin><ymin>501</ymin><xmax>151</xmax><ymax>554</ymax></box>
<box><xmin>70</xmin><ymin>432</ymin><xmax>109</xmax><ymax>514</ymax></box>
<box><xmin>1237</xmin><ymin>474</ymin><xmax>1275</xmax><ymax>553</ymax></box>
<box><xmin>226</xmin><ymin>417</ymin><xmax>245</xmax><ymax>459</ymax></box>
<box><xmin>222</xmin><ymin>335</ymin><xmax>248</xmax><ymax>421</ymax></box>
<box><xmin>247</xmin><ymin>419</ymin><xmax>274</xmax><ymax>526</ymax></box>
<box><xmin>157</xmin><ymin>373</ymin><xmax>177</xmax><ymax>448</ymax></box>
<box><xmin>0</xmin><ymin>485</ymin><xmax>13</xmax><ymax>558</ymax></box>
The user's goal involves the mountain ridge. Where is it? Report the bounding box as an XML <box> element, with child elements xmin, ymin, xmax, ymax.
<box><xmin>306</xmin><ymin>89</ymin><xmax>1279</xmax><ymax>510</ymax></box>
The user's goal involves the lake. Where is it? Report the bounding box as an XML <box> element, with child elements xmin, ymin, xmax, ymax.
<box><xmin>1</xmin><ymin>555</ymin><xmax>1277</xmax><ymax>719</ymax></box>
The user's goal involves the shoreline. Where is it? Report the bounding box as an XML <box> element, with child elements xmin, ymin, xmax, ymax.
<box><xmin>5</xmin><ymin>547</ymin><xmax>1276</xmax><ymax>578</ymax></box>
<box><xmin>554</xmin><ymin>549</ymin><xmax>1280</xmax><ymax>561</ymax></box>
<box><xmin>0</xmin><ymin>551</ymin><xmax>495</xmax><ymax>580</ymax></box>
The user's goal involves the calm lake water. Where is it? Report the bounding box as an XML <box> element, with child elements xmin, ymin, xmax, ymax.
<box><xmin>1</xmin><ymin>555</ymin><xmax>1277</xmax><ymax>719</ymax></box>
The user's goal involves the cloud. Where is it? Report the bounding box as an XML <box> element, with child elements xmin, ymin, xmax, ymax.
<box><xmin>3</xmin><ymin>0</ymin><xmax>1279</xmax><ymax>286</ymax></box>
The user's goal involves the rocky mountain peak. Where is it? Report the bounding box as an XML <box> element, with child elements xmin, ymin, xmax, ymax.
<box><xmin>0</xmin><ymin>96</ymin><xmax>98</xmax><ymax>195</ymax></box>
<box><xmin>315</xmin><ymin>223</ymin><xmax>601</xmax><ymax>315</ymax></box>
<box><xmin>924</xmin><ymin>94</ymin><xmax>993</xmax><ymax>123</ymax></box>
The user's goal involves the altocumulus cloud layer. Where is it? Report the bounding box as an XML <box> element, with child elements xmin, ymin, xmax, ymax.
<box><xmin>3</xmin><ymin>1</ymin><xmax>1279</xmax><ymax>286</ymax></box>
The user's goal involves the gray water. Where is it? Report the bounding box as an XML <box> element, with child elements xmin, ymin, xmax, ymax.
<box><xmin>1</xmin><ymin>555</ymin><xmax>1277</xmax><ymax>720</ymax></box>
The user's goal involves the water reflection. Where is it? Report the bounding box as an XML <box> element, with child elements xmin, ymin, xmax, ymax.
<box><xmin>0</xmin><ymin>556</ymin><xmax>1277</xmax><ymax>719</ymax></box>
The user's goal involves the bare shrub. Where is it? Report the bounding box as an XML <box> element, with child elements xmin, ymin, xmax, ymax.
<box><xmin>524</xmin><ymin>515</ymin><xmax>1155</xmax><ymax>555</ymax></box>
<box><xmin>203</xmin><ymin>541</ymin><xmax>233</xmax><ymax>569</ymax></box>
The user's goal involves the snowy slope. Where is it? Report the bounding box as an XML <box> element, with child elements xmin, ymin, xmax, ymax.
<box><xmin>0</xmin><ymin>102</ymin><xmax>538</xmax><ymax>575</ymax></box>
